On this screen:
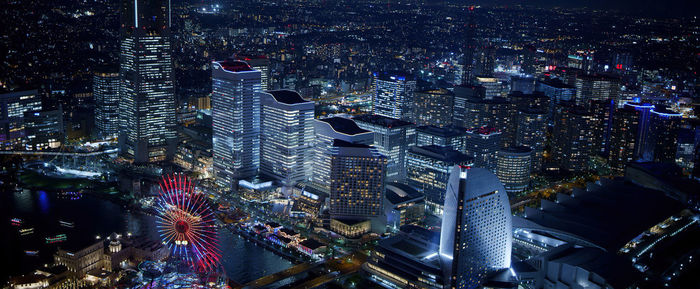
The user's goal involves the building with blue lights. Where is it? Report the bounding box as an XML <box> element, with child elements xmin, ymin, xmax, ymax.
<box><xmin>212</xmin><ymin>60</ymin><xmax>262</xmax><ymax>190</ymax></box>
<box><xmin>259</xmin><ymin>90</ymin><xmax>315</xmax><ymax>186</ymax></box>
<box><xmin>119</xmin><ymin>0</ymin><xmax>177</xmax><ymax>163</ymax></box>
<box><xmin>372</xmin><ymin>72</ymin><xmax>416</xmax><ymax>120</ymax></box>
<box><xmin>608</xmin><ymin>102</ymin><xmax>653</xmax><ymax>173</ymax></box>
<box><xmin>440</xmin><ymin>166</ymin><xmax>512</xmax><ymax>289</ymax></box>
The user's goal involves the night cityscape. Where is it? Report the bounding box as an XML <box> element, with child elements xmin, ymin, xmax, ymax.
<box><xmin>1</xmin><ymin>0</ymin><xmax>699</xmax><ymax>288</ymax></box>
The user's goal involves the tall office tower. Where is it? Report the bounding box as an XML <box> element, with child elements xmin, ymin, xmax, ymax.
<box><xmin>474</xmin><ymin>76</ymin><xmax>502</xmax><ymax>99</ymax></box>
<box><xmin>312</xmin><ymin>117</ymin><xmax>373</xmax><ymax>193</ymax></box>
<box><xmin>462</xmin><ymin>97</ymin><xmax>516</xmax><ymax>147</ymax></box>
<box><xmin>372</xmin><ymin>72</ymin><xmax>416</xmax><ymax>120</ymax></box>
<box><xmin>440</xmin><ymin>166</ymin><xmax>512</xmax><ymax>289</ymax></box>
<box><xmin>510</xmin><ymin>76</ymin><xmax>535</xmax><ymax>94</ymax></box>
<box><xmin>353</xmin><ymin>114</ymin><xmax>415</xmax><ymax>182</ymax></box>
<box><xmin>23</xmin><ymin>108</ymin><xmax>64</xmax><ymax>151</ymax></box>
<box><xmin>521</xmin><ymin>45</ymin><xmax>537</xmax><ymax>76</ymax></box>
<box><xmin>515</xmin><ymin>109</ymin><xmax>547</xmax><ymax>171</ymax></box>
<box><xmin>452</xmin><ymin>85</ymin><xmax>485</xmax><ymax>127</ymax></box>
<box><xmin>474</xmin><ymin>46</ymin><xmax>496</xmax><ymax>77</ymax></box>
<box><xmin>608</xmin><ymin>102</ymin><xmax>653</xmax><ymax>173</ymax></box>
<box><xmin>212</xmin><ymin>60</ymin><xmax>262</xmax><ymax>190</ymax></box>
<box><xmin>588</xmin><ymin>99</ymin><xmax>614</xmax><ymax>155</ymax></box>
<box><xmin>259</xmin><ymin>90</ymin><xmax>314</xmax><ymax>186</ymax></box>
<box><xmin>329</xmin><ymin>140</ymin><xmax>387</xmax><ymax>220</ymax></box>
<box><xmin>551</xmin><ymin>105</ymin><xmax>595</xmax><ymax>172</ymax></box>
<box><xmin>234</xmin><ymin>54</ymin><xmax>271</xmax><ymax>90</ymax></box>
<box><xmin>119</xmin><ymin>0</ymin><xmax>177</xmax><ymax>163</ymax></box>
<box><xmin>536</xmin><ymin>78</ymin><xmax>576</xmax><ymax>121</ymax></box>
<box><xmin>464</xmin><ymin>127</ymin><xmax>502</xmax><ymax>173</ymax></box>
<box><xmin>415</xmin><ymin>125</ymin><xmax>467</xmax><ymax>152</ymax></box>
<box><xmin>413</xmin><ymin>88</ymin><xmax>455</xmax><ymax>127</ymax></box>
<box><xmin>646</xmin><ymin>107</ymin><xmax>682</xmax><ymax>163</ymax></box>
<box><xmin>574</xmin><ymin>74</ymin><xmax>620</xmax><ymax>106</ymax></box>
<box><xmin>406</xmin><ymin>145</ymin><xmax>473</xmax><ymax>216</ymax></box>
<box><xmin>496</xmin><ymin>146</ymin><xmax>532</xmax><ymax>194</ymax></box>
<box><xmin>0</xmin><ymin>90</ymin><xmax>42</xmax><ymax>150</ymax></box>
<box><xmin>93</xmin><ymin>71</ymin><xmax>120</xmax><ymax>137</ymax></box>
<box><xmin>461</xmin><ymin>7</ymin><xmax>477</xmax><ymax>85</ymax></box>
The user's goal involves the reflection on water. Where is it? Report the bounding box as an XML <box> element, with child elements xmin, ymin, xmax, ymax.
<box><xmin>1</xmin><ymin>188</ymin><xmax>292</xmax><ymax>284</ymax></box>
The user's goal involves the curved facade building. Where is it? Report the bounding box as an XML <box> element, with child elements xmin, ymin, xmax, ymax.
<box><xmin>440</xmin><ymin>166</ymin><xmax>512</xmax><ymax>289</ymax></box>
<box><xmin>496</xmin><ymin>146</ymin><xmax>532</xmax><ymax>193</ymax></box>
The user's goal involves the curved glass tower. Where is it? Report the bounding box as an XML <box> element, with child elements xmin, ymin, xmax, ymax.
<box><xmin>439</xmin><ymin>166</ymin><xmax>512</xmax><ymax>289</ymax></box>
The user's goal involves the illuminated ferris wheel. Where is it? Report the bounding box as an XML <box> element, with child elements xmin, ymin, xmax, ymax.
<box><xmin>155</xmin><ymin>174</ymin><xmax>221</xmax><ymax>272</ymax></box>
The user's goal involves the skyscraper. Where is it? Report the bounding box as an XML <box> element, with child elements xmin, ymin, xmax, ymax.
<box><xmin>234</xmin><ymin>54</ymin><xmax>271</xmax><ymax>90</ymax></box>
<box><xmin>312</xmin><ymin>117</ymin><xmax>374</xmax><ymax>193</ymax></box>
<box><xmin>260</xmin><ymin>90</ymin><xmax>314</xmax><ymax>186</ymax></box>
<box><xmin>328</xmin><ymin>139</ymin><xmax>387</xmax><ymax>220</ymax></box>
<box><xmin>405</xmin><ymin>145</ymin><xmax>473</xmax><ymax>216</ymax></box>
<box><xmin>462</xmin><ymin>97</ymin><xmax>516</xmax><ymax>147</ymax></box>
<box><xmin>415</xmin><ymin>125</ymin><xmax>468</xmax><ymax>152</ymax></box>
<box><xmin>608</xmin><ymin>102</ymin><xmax>652</xmax><ymax>173</ymax></box>
<box><xmin>551</xmin><ymin>105</ymin><xmax>595</xmax><ymax>172</ymax></box>
<box><xmin>372</xmin><ymin>72</ymin><xmax>416</xmax><ymax>120</ymax></box>
<box><xmin>646</xmin><ymin>108</ymin><xmax>682</xmax><ymax>163</ymax></box>
<box><xmin>496</xmin><ymin>146</ymin><xmax>532</xmax><ymax>193</ymax></box>
<box><xmin>353</xmin><ymin>114</ymin><xmax>415</xmax><ymax>182</ymax></box>
<box><xmin>464</xmin><ymin>127</ymin><xmax>502</xmax><ymax>173</ymax></box>
<box><xmin>93</xmin><ymin>71</ymin><xmax>120</xmax><ymax>137</ymax></box>
<box><xmin>23</xmin><ymin>108</ymin><xmax>64</xmax><ymax>151</ymax></box>
<box><xmin>119</xmin><ymin>0</ymin><xmax>177</xmax><ymax>163</ymax></box>
<box><xmin>413</xmin><ymin>88</ymin><xmax>455</xmax><ymax>127</ymax></box>
<box><xmin>0</xmin><ymin>90</ymin><xmax>42</xmax><ymax>150</ymax></box>
<box><xmin>474</xmin><ymin>76</ymin><xmax>502</xmax><ymax>100</ymax></box>
<box><xmin>440</xmin><ymin>166</ymin><xmax>512</xmax><ymax>289</ymax></box>
<box><xmin>574</xmin><ymin>74</ymin><xmax>620</xmax><ymax>106</ymax></box>
<box><xmin>212</xmin><ymin>60</ymin><xmax>262</xmax><ymax>190</ymax></box>
<box><xmin>515</xmin><ymin>109</ymin><xmax>547</xmax><ymax>171</ymax></box>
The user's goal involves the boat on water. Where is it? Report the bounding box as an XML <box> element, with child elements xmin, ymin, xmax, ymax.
<box><xmin>10</xmin><ymin>218</ymin><xmax>22</xmax><ymax>226</ymax></box>
<box><xmin>25</xmin><ymin>250</ymin><xmax>39</xmax><ymax>256</ymax></box>
<box><xmin>19</xmin><ymin>228</ymin><xmax>35</xmax><ymax>236</ymax></box>
<box><xmin>45</xmin><ymin>234</ymin><xmax>67</xmax><ymax>244</ymax></box>
<box><xmin>59</xmin><ymin>220</ymin><xmax>75</xmax><ymax>228</ymax></box>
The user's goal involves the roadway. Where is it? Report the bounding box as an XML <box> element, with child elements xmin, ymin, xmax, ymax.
<box><xmin>0</xmin><ymin>148</ymin><xmax>118</xmax><ymax>156</ymax></box>
<box><xmin>238</xmin><ymin>262</ymin><xmax>320</xmax><ymax>289</ymax></box>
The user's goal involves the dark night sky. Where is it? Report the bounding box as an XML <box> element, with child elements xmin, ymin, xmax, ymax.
<box><xmin>470</xmin><ymin>0</ymin><xmax>699</xmax><ymax>17</ymax></box>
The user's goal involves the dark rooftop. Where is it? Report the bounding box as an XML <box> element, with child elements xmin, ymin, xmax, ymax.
<box><xmin>410</xmin><ymin>145</ymin><xmax>474</xmax><ymax>164</ymax></box>
<box><xmin>267</xmin><ymin>90</ymin><xmax>310</xmax><ymax>105</ymax></box>
<box><xmin>499</xmin><ymin>145</ymin><xmax>533</xmax><ymax>154</ymax></box>
<box><xmin>299</xmin><ymin>238</ymin><xmax>325</xmax><ymax>250</ymax></box>
<box><xmin>332</xmin><ymin>139</ymin><xmax>370</xmax><ymax>148</ymax></box>
<box><xmin>385</xmin><ymin>182</ymin><xmax>424</xmax><ymax>205</ymax></box>
<box><xmin>514</xmin><ymin>179</ymin><xmax>685</xmax><ymax>252</ymax></box>
<box><xmin>373</xmin><ymin>71</ymin><xmax>415</xmax><ymax>82</ymax></box>
<box><xmin>353</xmin><ymin>114</ymin><xmax>413</xmax><ymax>128</ymax></box>
<box><xmin>465</xmin><ymin>126</ymin><xmax>501</xmax><ymax>136</ymax></box>
<box><xmin>416</xmin><ymin>125</ymin><xmax>468</xmax><ymax>138</ymax></box>
<box><xmin>318</xmin><ymin>117</ymin><xmax>371</xmax><ymax>135</ymax></box>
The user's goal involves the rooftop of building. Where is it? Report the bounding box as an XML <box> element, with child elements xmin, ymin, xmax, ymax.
<box><xmin>416</xmin><ymin>125</ymin><xmax>468</xmax><ymax>137</ymax></box>
<box><xmin>537</xmin><ymin>78</ymin><xmax>574</xmax><ymax>89</ymax></box>
<box><xmin>214</xmin><ymin>60</ymin><xmax>253</xmax><ymax>72</ymax></box>
<box><xmin>299</xmin><ymin>238</ymin><xmax>325</xmax><ymax>250</ymax></box>
<box><xmin>415</xmin><ymin>88</ymin><xmax>453</xmax><ymax>95</ymax></box>
<box><xmin>318</xmin><ymin>117</ymin><xmax>371</xmax><ymax>135</ymax></box>
<box><xmin>376</xmin><ymin>225</ymin><xmax>441</xmax><ymax>270</ymax></box>
<box><xmin>499</xmin><ymin>146</ymin><xmax>532</xmax><ymax>154</ymax></box>
<box><xmin>536</xmin><ymin>244</ymin><xmax>640</xmax><ymax>289</ymax></box>
<box><xmin>465</xmin><ymin>126</ymin><xmax>501</xmax><ymax>136</ymax></box>
<box><xmin>385</xmin><ymin>182</ymin><xmax>424</xmax><ymax>205</ymax></box>
<box><xmin>352</xmin><ymin>114</ymin><xmax>413</xmax><ymax>128</ymax></box>
<box><xmin>513</xmin><ymin>178</ymin><xmax>685</xmax><ymax>252</ymax></box>
<box><xmin>410</xmin><ymin>145</ymin><xmax>474</xmax><ymax>164</ymax></box>
<box><xmin>373</xmin><ymin>71</ymin><xmax>415</xmax><ymax>82</ymax></box>
<box><xmin>267</xmin><ymin>90</ymin><xmax>310</xmax><ymax>104</ymax></box>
